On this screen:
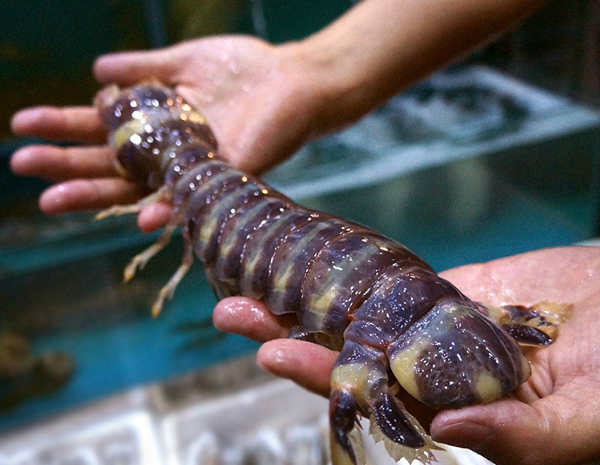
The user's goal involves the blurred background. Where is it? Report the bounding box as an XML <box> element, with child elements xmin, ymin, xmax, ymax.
<box><xmin>0</xmin><ymin>1</ymin><xmax>599</xmax><ymax>464</ymax></box>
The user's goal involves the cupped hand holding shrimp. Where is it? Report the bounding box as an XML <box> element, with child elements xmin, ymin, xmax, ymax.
<box><xmin>11</xmin><ymin>0</ymin><xmax>545</xmax><ymax>234</ymax></box>
<box><xmin>214</xmin><ymin>246</ymin><xmax>600</xmax><ymax>465</ymax></box>
<box><xmin>10</xmin><ymin>36</ymin><xmax>324</xmax><ymax>232</ymax></box>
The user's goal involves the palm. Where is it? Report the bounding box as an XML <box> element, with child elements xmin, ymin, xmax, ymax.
<box><xmin>11</xmin><ymin>37</ymin><xmax>600</xmax><ymax>465</ymax></box>
<box><xmin>434</xmin><ymin>246</ymin><xmax>600</xmax><ymax>464</ymax></box>
<box><xmin>214</xmin><ymin>246</ymin><xmax>600</xmax><ymax>465</ymax></box>
<box><xmin>155</xmin><ymin>37</ymin><xmax>316</xmax><ymax>175</ymax></box>
<box><xmin>10</xmin><ymin>36</ymin><xmax>316</xmax><ymax>231</ymax></box>
<box><xmin>442</xmin><ymin>246</ymin><xmax>599</xmax><ymax>405</ymax></box>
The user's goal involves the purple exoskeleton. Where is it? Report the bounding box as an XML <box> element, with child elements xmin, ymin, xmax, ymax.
<box><xmin>94</xmin><ymin>83</ymin><xmax>565</xmax><ymax>465</ymax></box>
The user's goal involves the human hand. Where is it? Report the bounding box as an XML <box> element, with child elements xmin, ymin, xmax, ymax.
<box><xmin>213</xmin><ymin>246</ymin><xmax>600</xmax><ymax>465</ymax></box>
<box><xmin>10</xmin><ymin>36</ymin><xmax>323</xmax><ymax>232</ymax></box>
<box><xmin>10</xmin><ymin>0</ymin><xmax>549</xmax><ymax>235</ymax></box>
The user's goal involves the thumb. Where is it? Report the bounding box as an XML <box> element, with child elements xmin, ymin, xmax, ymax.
<box><xmin>431</xmin><ymin>399</ymin><xmax>545</xmax><ymax>464</ymax></box>
<box><xmin>430</xmin><ymin>394</ymin><xmax>600</xmax><ymax>465</ymax></box>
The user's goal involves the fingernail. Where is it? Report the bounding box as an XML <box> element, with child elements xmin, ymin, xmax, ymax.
<box><xmin>432</xmin><ymin>420</ymin><xmax>493</xmax><ymax>451</ymax></box>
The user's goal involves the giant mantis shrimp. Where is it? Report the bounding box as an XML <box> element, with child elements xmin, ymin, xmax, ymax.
<box><xmin>95</xmin><ymin>82</ymin><xmax>564</xmax><ymax>465</ymax></box>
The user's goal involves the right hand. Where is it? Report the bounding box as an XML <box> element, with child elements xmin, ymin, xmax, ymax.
<box><xmin>10</xmin><ymin>36</ymin><xmax>324</xmax><ymax>232</ymax></box>
<box><xmin>213</xmin><ymin>246</ymin><xmax>600</xmax><ymax>465</ymax></box>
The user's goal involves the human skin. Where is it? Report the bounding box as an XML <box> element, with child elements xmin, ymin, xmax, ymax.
<box><xmin>214</xmin><ymin>247</ymin><xmax>600</xmax><ymax>465</ymax></box>
<box><xmin>13</xmin><ymin>0</ymin><xmax>594</xmax><ymax>462</ymax></box>
<box><xmin>11</xmin><ymin>0</ymin><xmax>545</xmax><ymax>231</ymax></box>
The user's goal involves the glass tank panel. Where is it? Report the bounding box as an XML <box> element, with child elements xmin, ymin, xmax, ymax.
<box><xmin>1</xmin><ymin>64</ymin><xmax>598</xmax><ymax>435</ymax></box>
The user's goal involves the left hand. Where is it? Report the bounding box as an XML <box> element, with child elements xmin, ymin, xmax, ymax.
<box><xmin>10</xmin><ymin>36</ymin><xmax>324</xmax><ymax>232</ymax></box>
<box><xmin>213</xmin><ymin>246</ymin><xmax>600</xmax><ymax>465</ymax></box>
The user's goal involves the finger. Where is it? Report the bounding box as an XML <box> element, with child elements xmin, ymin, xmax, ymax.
<box><xmin>212</xmin><ymin>297</ymin><xmax>296</xmax><ymax>342</ymax></box>
<box><xmin>431</xmin><ymin>399</ymin><xmax>546</xmax><ymax>464</ymax></box>
<box><xmin>138</xmin><ymin>201</ymin><xmax>173</xmax><ymax>233</ymax></box>
<box><xmin>431</xmin><ymin>391</ymin><xmax>600</xmax><ymax>465</ymax></box>
<box><xmin>39</xmin><ymin>178</ymin><xmax>145</xmax><ymax>215</ymax></box>
<box><xmin>11</xmin><ymin>107</ymin><xmax>105</xmax><ymax>143</ymax></box>
<box><xmin>94</xmin><ymin>47</ymin><xmax>183</xmax><ymax>86</ymax></box>
<box><xmin>257</xmin><ymin>339</ymin><xmax>337</xmax><ymax>397</ymax></box>
<box><xmin>11</xmin><ymin>145</ymin><xmax>117</xmax><ymax>181</ymax></box>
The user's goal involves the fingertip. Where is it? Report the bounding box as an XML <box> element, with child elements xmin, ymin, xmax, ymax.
<box><xmin>11</xmin><ymin>110</ymin><xmax>28</xmax><ymax>134</ymax></box>
<box><xmin>211</xmin><ymin>298</ymin><xmax>232</xmax><ymax>332</ymax></box>
<box><xmin>212</xmin><ymin>297</ymin><xmax>290</xmax><ymax>343</ymax></box>
<box><xmin>430</xmin><ymin>407</ymin><xmax>493</xmax><ymax>450</ymax></box>
<box><xmin>255</xmin><ymin>339</ymin><xmax>289</xmax><ymax>371</ymax></box>
<box><xmin>93</xmin><ymin>54</ymin><xmax>117</xmax><ymax>84</ymax></box>
<box><xmin>430</xmin><ymin>399</ymin><xmax>550</xmax><ymax>464</ymax></box>
<box><xmin>430</xmin><ymin>407</ymin><xmax>470</xmax><ymax>432</ymax></box>
<box><xmin>137</xmin><ymin>202</ymin><xmax>173</xmax><ymax>233</ymax></box>
<box><xmin>255</xmin><ymin>339</ymin><xmax>324</xmax><ymax>372</ymax></box>
<box><xmin>434</xmin><ymin>423</ymin><xmax>494</xmax><ymax>453</ymax></box>
<box><xmin>256</xmin><ymin>339</ymin><xmax>335</xmax><ymax>397</ymax></box>
<box><xmin>11</xmin><ymin>107</ymin><xmax>44</xmax><ymax>135</ymax></box>
<box><xmin>39</xmin><ymin>184</ymin><xmax>68</xmax><ymax>215</ymax></box>
<box><xmin>93</xmin><ymin>48</ymin><xmax>179</xmax><ymax>86</ymax></box>
<box><xmin>212</xmin><ymin>297</ymin><xmax>268</xmax><ymax>332</ymax></box>
<box><xmin>10</xmin><ymin>146</ymin><xmax>34</xmax><ymax>175</ymax></box>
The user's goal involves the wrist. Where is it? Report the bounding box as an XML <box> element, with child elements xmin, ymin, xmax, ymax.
<box><xmin>275</xmin><ymin>0</ymin><xmax>548</xmax><ymax>139</ymax></box>
<box><xmin>276</xmin><ymin>37</ymin><xmax>368</xmax><ymax>139</ymax></box>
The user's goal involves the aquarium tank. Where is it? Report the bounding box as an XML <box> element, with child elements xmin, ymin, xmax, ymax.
<box><xmin>0</xmin><ymin>1</ymin><xmax>598</xmax><ymax>464</ymax></box>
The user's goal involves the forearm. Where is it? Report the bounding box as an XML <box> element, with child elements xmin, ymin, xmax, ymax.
<box><xmin>282</xmin><ymin>0</ymin><xmax>546</xmax><ymax>134</ymax></box>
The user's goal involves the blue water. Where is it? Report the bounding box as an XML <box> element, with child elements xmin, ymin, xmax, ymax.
<box><xmin>1</xmin><ymin>112</ymin><xmax>597</xmax><ymax>434</ymax></box>
<box><xmin>0</xmin><ymin>242</ymin><xmax>260</xmax><ymax>432</ymax></box>
<box><xmin>1</xmin><ymin>152</ymin><xmax>596</xmax><ymax>433</ymax></box>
